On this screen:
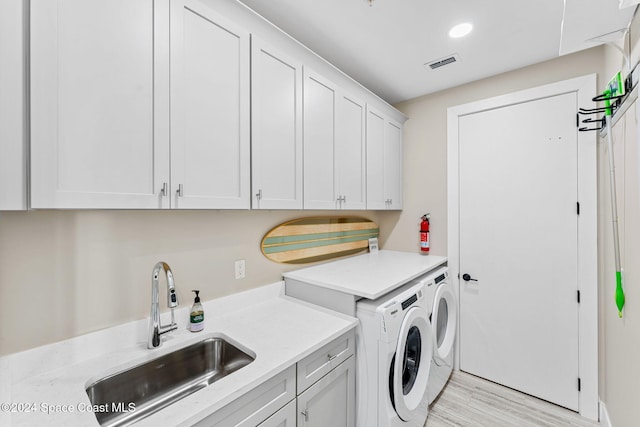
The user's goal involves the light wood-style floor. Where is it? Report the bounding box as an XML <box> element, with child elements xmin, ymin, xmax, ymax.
<box><xmin>425</xmin><ymin>371</ymin><xmax>600</xmax><ymax>427</ymax></box>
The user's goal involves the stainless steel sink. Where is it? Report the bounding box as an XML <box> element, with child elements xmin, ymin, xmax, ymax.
<box><xmin>85</xmin><ymin>336</ymin><xmax>255</xmax><ymax>426</ymax></box>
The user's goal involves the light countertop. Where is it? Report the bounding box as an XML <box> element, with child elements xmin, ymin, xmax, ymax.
<box><xmin>283</xmin><ymin>250</ymin><xmax>447</xmax><ymax>300</ymax></box>
<box><xmin>1</xmin><ymin>282</ymin><xmax>357</xmax><ymax>426</ymax></box>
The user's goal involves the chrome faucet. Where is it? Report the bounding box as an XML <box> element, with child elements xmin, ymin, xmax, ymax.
<box><xmin>148</xmin><ymin>262</ymin><xmax>179</xmax><ymax>349</ymax></box>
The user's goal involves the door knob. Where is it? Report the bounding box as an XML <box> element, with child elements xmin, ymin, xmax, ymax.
<box><xmin>462</xmin><ymin>273</ymin><xmax>478</xmax><ymax>282</ymax></box>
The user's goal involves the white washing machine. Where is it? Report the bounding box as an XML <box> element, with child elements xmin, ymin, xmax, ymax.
<box><xmin>421</xmin><ymin>266</ymin><xmax>457</xmax><ymax>404</ymax></box>
<box><xmin>356</xmin><ymin>281</ymin><xmax>434</xmax><ymax>427</ymax></box>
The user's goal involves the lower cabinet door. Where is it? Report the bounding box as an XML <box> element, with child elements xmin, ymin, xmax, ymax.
<box><xmin>258</xmin><ymin>399</ymin><xmax>296</xmax><ymax>427</ymax></box>
<box><xmin>297</xmin><ymin>356</ymin><xmax>355</xmax><ymax>427</ymax></box>
<box><xmin>193</xmin><ymin>365</ymin><xmax>295</xmax><ymax>426</ymax></box>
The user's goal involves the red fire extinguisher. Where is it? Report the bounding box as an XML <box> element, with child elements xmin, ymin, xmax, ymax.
<box><xmin>420</xmin><ymin>214</ymin><xmax>430</xmax><ymax>253</ymax></box>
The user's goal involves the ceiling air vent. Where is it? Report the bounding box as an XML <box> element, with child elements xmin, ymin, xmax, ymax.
<box><xmin>425</xmin><ymin>53</ymin><xmax>461</xmax><ymax>70</ymax></box>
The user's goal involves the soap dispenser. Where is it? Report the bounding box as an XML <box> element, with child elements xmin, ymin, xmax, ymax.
<box><xmin>190</xmin><ymin>290</ymin><xmax>204</xmax><ymax>332</ymax></box>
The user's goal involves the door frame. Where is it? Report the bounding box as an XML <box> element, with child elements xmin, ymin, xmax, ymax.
<box><xmin>447</xmin><ymin>74</ymin><xmax>598</xmax><ymax>420</ymax></box>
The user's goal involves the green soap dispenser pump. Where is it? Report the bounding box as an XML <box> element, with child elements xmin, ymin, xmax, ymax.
<box><xmin>190</xmin><ymin>290</ymin><xmax>204</xmax><ymax>332</ymax></box>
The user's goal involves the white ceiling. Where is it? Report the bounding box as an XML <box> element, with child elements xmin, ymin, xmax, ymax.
<box><xmin>237</xmin><ymin>0</ymin><xmax>636</xmax><ymax>104</ymax></box>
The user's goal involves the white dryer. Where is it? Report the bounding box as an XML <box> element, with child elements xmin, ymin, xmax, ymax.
<box><xmin>357</xmin><ymin>281</ymin><xmax>434</xmax><ymax>427</ymax></box>
<box><xmin>421</xmin><ymin>266</ymin><xmax>457</xmax><ymax>404</ymax></box>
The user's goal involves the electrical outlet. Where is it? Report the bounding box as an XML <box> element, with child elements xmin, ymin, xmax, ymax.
<box><xmin>234</xmin><ymin>259</ymin><xmax>245</xmax><ymax>280</ymax></box>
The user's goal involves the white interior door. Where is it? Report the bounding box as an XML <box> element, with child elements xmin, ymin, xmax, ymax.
<box><xmin>458</xmin><ymin>92</ymin><xmax>580</xmax><ymax>411</ymax></box>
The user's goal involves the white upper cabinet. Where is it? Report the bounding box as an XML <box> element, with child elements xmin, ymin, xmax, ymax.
<box><xmin>304</xmin><ymin>70</ymin><xmax>338</xmax><ymax>209</ymax></box>
<box><xmin>251</xmin><ymin>37</ymin><xmax>303</xmax><ymax>209</ymax></box>
<box><xmin>30</xmin><ymin>0</ymin><xmax>170</xmax><ymax>209</ymax></box>
<box><xmin>28</xmin><ymin>0</ymin><xmax>404</xmax><ymax>211</ymax></box>
<box><xmin>366</xmin><ymin>106</ymin><xmax>403</xmax><ymax>210</ymax></box>
<box><xmin>0</xmin><ymin>0</ymin><xmax>27</xmax><ymax>210</ymax></box>
<box><xmin>336</xmin><ymin>93</ymin><xmax>366</xmax><ymax>210</ymax></box>
<box><xmin>304</xmin><ymin>70</ymin><xmax>366</xmax><ymax>210</ymax></box>
<box><xmin>170</xmin><ymin>0</ymin><xmax>250</xmax><ymax>209</ymax></box>
<box><xmin>384</xmin><ymin>118</ymin><xmax>403</xmax><ymax>209</ymax></box>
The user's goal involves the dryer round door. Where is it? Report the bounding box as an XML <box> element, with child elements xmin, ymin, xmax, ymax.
<box><xmin>391</xmin><ymin>306</ymin><xmax>433</xmax><ymax>422</ymax></box>
<box><xmin>432</xmin><ymin>281</ymin><xmax>457</xmax><ymax>365</ymax></box>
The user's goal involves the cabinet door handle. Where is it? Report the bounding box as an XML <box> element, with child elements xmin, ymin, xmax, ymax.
<box><xmin>176</xmin><ymin>184</ymin><xmax>184</xmax><ymax>197</ymax></box>
<box><xmin>328</xmin><ymin>353</ymin><xmax>337</xmax><ymax>361</ymax></box>
<box><xmin>256</xmin><ymin>189</ymin><xmax>262</xmax><ymax>200</ymax></box>
<box><xmin>300</xmin><ymin>409</ymin><xmax>309</xmax><ymax>422</ymax></box>
<box><xmin>161</xmin><ymin>182</ymin><xmax>168</xmax><ymax>196</ymax></box>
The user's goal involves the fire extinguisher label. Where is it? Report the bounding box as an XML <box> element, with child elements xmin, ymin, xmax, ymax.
<box><xmin>420</xmin><ymin>232</ymin><xmax>429</xmax><ymax>249</ymax></box>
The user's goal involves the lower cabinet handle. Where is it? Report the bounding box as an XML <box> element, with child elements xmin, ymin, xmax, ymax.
<box><xmin>176</xmin><ymin>184</ymin><xmax>184</xmax><ymax>197</ymax></box>
<box><xmin>328</xmin><ymin>354</ymin><xmax>337</xmax><ymax>361</ymax></box>
<box><xmin>161</xmin><ymin>182</ymin><xmax>168</xmax><ymax>196</ymax></box>
<box><xmin>301</xmin><ymin>409</ymin><xmax>309</xmax><ymax>421</ymax></box>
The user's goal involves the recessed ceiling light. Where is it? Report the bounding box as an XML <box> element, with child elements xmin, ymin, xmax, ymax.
<box><xmin>449</xmin><ymin>22</ymin><xmax>473</xmax><ymax>38</ymax></box>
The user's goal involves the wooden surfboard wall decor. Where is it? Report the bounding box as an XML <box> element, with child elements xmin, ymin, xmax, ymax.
<box><xmin>261</xmin><ymin>217</ymin><xmax>379</xmax><ymax>264</ymax></box>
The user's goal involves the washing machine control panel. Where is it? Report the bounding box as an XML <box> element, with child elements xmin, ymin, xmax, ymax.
<box><xmin>434</xmin><ymin>271</ymin><xmax>448</xmax><ymax>284</ymax></box>
<box><xmin>401</xmin><ymin>293</ymin><xmax>418</xmax><ymax>310</ymax></box>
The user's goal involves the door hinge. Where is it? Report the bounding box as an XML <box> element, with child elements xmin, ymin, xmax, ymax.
<box><xmin>578</xmin><ymin>377</ymin><xmax>581</xmax><ymax>391</ymax></box>
<box><xmin>576</xmin><ymin>201</ymin><xmax>580</xmax><ymax>215</ymax></box>
<box><xmin>577</xmin><ymin>290</ymin><xmax>581</xmax><ymax>303</ymax></box>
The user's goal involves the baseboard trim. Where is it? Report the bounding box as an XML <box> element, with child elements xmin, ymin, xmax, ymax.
<box><xmin>600</xmin><ymin>400</ymin><xmax>612</xmax><ymax>427</ymax></box>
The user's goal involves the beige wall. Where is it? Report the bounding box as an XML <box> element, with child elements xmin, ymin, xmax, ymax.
<box><xmin>0</xmin><ymin>209</ymin><xmax>395</xmax><ymax>356</ymax></box>
<box><xmin>387</xmin><ymin>46</ymin><xmax>606</xmax><ymax>257</ymax></box>
<box><xmin>388</xmin><ymin>26</ymin><xmax>640</xmax><ymax>426</ymax></box>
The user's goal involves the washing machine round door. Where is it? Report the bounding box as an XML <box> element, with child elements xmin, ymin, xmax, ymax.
<box><xmin>391</xmin><ymin>306</ymin><xmax>433</xmax><ymax>422</ymax></box>
<box><xmin>432</xmin><ymin>281</ymin><xmax>457</xmax><ymax>365</ymax></box>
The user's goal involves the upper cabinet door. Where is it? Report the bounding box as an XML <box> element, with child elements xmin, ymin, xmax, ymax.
<box><xmin>170</xmin><ymin>0</ymin><xmax>250</xmax><ymax>209</ymax></box>
<box><xmin>30</xmin><ymin>0</ymin><xmax>170</xmax><ymax>209</ymax></box>
<box><xmin>336</xmin><ymin>93</ymin><xmax>366</xmax><ymax>210</ymax></box>
<box><xmin>251</xmin><ymin>37</ymin><xmax>303</xmax><ymax>209</ymax></box>
<box><xmin>366</xmin><ymin>106</ymin><xmax>403</xmax><ymax>210</ymax></box>
<box><xmin>304</xmin><ymin>70</ymin><xmax>338</xmax><ymax>210</ymax></box>
<box><xmin>304</xmin><ymin>71</ymin><xmax>366</xmax><ymax>211</ymax></box>
<box><xmin>384</xmin><ymin>118</ymin><xmax>403</xmax><ymax>210</ymax></box>
<box><xmin>366</xmin><ymin>107</ymin><xmax>387</xmax><ymax>210</ymax></box>
<box><xmin>0</xmin><ymin>0</ymin><xmax>27</xmax><ymax>210</ymax></box>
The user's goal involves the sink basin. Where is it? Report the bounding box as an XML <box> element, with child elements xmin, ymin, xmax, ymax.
<box><xmin>85</xmin><ymin>336</ymin><xmax>255</xmax><ymax>426</ymax></box>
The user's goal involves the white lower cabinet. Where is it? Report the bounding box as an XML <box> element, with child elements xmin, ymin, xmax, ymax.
<box><xmin>258</xmin><ymin>400</ymin><xmax>297</xmax><ymax>427</ymax></box>
<box><xmin>194</xmin><ymin>365</ymin><xmax>296</xmax><ymax>427</ymax></box>
<box><xmin>297</xmin><ymin>356</ymin><xmax>356</xmax><ymax>427</ymax></box>
<box><xmin>296</xmin><ymin>330</ymin><xmax>354</xmax><ymax>392</ymax></box>
<box><xmin>202</xmin><ymin>330</ymin><xmax>355</xmax><ymax>426</ymax></box>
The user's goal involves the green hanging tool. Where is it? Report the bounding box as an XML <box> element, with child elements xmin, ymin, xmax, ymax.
<box><xmin>602</xmin><ymin>72</ymin><xmax>625</xmax><ymax>317</ymax></box>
